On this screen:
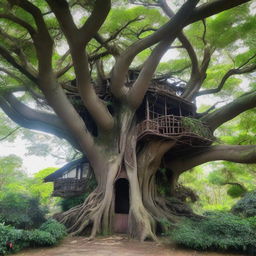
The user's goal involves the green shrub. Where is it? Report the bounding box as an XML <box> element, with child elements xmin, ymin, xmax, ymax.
<box><xmin>169</xmin><ymin>212</ymin><xmax>256</xmax><ymax>254</ymax></box>
<box><xmin>232</xmin><ymin>191</ymin><xmax>256</xmax><ymax>217</ymax></box>
<box><xmin>23</xmin><ymin>229</ymin><xmax>56</xmax><ymax>246</ymax></box>
<box><xmin>0</xmin><ymin>220</ymin><xmax>67</xmax><ymax>255</ymax></box>
<box><xmin>0</xmin><ymin>192</ymin><xmax>46</xmax><ymax>229</ymax></box>
<box><xmin>39</xmin><ymin>219</ymin><xmax>67</xmax><ymax>241</ymax></box>
<box><xmin>0</xmin><ymin>224</ymin><xmax>27</xmax><ymax>255</ymax></box>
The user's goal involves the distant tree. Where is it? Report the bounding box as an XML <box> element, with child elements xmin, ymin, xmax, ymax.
<box><xmin>0</xmin><ymin>0</ymin><xmax>255</xmax><ymax>240</ymax></box>
<box><xmin>0</xmin><ymin>155</ymin><xmax>23</xmax><ymax>190</ymax></box>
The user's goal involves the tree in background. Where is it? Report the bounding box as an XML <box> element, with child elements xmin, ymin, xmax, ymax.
<box><xmin>0</xmin><ymin>0</ymin><xmax>255</xmax><ymax>240</ymax></box>
<box><xmin>0</xmin><ymin>156</ymin><xmax>57</xmax><ymax>229</ymax></box>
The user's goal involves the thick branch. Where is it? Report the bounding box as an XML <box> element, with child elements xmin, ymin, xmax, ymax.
<box><xmin>13</xmin><ymin>48</ymin><xmax>38</xmax><ymax>77</ymax></box>
<box><xmin>201</xmin><ymin>90</ymin><xmax>256</xmax><ymax>131</ymax></box>
<box><xmin>197</xmin><ymin>63</ymin><xmax>256</xmax><ymax>96</ymax></box>
<box><xmin>0</xmin><ymin>92</ymin><xmax>78</xmax><ymax>148</ymax></box>
<box><xmin>46</xmin><ymin>0</ymin><xmax>114</xmax><ymax>130</ymax></box>
<box><xmin>56</xmin><ymin>62</ymin><xmax>73</xmax><ymax>78</ymax></box>
<box><xmin>187</xmin><ymin>0</ymin><xmax>252</xmax><ymax>25</ymax></box>
<box><xmin>111</xmin><ymin>0</ymin><xmax>200</xmax><ymax>99</ymax></box>
<box><xmin>0</xmin><ymin>13</ymin><xmax>36</xmax><ymax>35</ymax></box>
<box><xmin>9</xmin><ymin>0</ymin><xmax>98</xmax><ymax>156</ymax></box>
<box><xmin>182</xmin><ymin>45</ymin><xmax>214</xmax><ymax>100</ymax></box>
<box><xmin>167</xmin><ymin>145</ymin><xmax>256</xmax><ymax>174</ymax></box>
<box><xmin>79</xmin><ymin>0</ymin><xmax>111</xmax><ymax>45</ymax></box>
<box><xmin>128</xmin><ymin>39</ymin><xmax>173</xmax><ymax>108</ymax></box>
<box><xmin>160</xmin><ymin>0</ymin><xmax>199</xmax><ymax>78</ymax></box>
<box><xmin>0</xmin><ymin>67</ymin><xmax>24</xmax><ymax>82</ymax></box>
<box><xmin>0</xmin><ymin>45</ymin><xmax>38</xmax><ymax>84</ymax></box>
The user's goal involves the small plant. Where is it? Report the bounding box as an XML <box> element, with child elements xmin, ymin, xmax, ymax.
<box><xmin>181</xmin><ymin>117</ymin><xmax>212</xmax><ymax>139</ymax></box>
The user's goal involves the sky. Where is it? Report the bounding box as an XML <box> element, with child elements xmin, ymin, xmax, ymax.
<box><xmin>0</xmin><ymin>133</ymin><xmax>64</xmax><ymax>176</ymax></box>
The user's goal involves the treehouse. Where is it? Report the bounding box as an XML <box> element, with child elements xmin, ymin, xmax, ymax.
<box><xmin>44</xmin><ymin>157</ymin><xmax>90</xmax><ymax>197</ymax></box>
<box><xmin>136</xmin><ymin>80</ymin><xmax>214</xmax><ymax>145</ymax></box>
<box><xmin>65</xmin><ymin>72</ymin><xmax>213</xmax><ymax>146</ymax></box>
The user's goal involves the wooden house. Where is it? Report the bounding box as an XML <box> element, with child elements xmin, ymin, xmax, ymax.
<box><xmin>44</xmin><ymin>157</ymin><xmax>90</xmax><ymax>197</ymax></box>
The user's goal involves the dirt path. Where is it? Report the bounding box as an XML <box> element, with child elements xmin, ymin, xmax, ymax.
<box><xmin>15</xmin><ymin>236</ymin><xmax>246</xmax><ymax>256</ymax></box>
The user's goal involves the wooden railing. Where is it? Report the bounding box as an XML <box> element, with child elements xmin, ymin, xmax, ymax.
<box><xmin>137</xmin><ymin>115</ymin><xmax>213</xmax><ymax>142</ymax></box>
<box><xmin>52</xmin><ymin>178</ymin><xmax>86</xmax><ymax>197</ymax></box>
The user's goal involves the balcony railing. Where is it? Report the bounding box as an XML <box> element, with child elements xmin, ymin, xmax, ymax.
<box><xmin>137</xmin><ymin>115</ymin><xmax>213</xmax><ymax>142</ymax></box>
<box><xmin>52</xmin><ymin>178</ymin><xmax>86</xmax><ymax>197</ymax></box>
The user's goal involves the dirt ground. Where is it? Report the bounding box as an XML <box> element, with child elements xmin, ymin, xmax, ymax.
<box><xmin>15</xmin><ymin>236</ymin><xmax>247</xmax><ymax>256</ymax></box>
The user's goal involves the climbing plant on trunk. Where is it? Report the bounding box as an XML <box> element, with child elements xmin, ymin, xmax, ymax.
<box><xmin>0</xmin><ymin>0</ymin><xmax>256</xmax><ymax>240</ymax></box>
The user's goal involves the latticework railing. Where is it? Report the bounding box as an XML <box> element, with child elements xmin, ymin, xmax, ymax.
<box><xmin>53</xmin><ymin>178</ymin><xmax>86</xmax><ymax>197</ymax></box>
<box><xmin>137</xmin><ymin>115</ymin><xmax>213</xmax><ymax>142</ymax></box>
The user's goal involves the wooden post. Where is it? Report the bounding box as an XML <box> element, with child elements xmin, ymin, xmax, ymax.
<box><xmin>146</xmin><ymin>96</ymin><xmax>150</xmax><ymax>120</ymax></box>
<box><xmin>179</xmin><ymin>103</ymin><xmax>182</xmax><ymax>116</ymax></box>
<box><xmin>146</xmin><ymin>97</ymin><xmax>149</xmax><ymax>130</ymax></box>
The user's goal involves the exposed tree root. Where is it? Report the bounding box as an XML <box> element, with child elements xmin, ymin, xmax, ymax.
<box><xmin>54</xmin><ymin>117</ymin><xmax>199</xmax><ymax>240</ymax></box>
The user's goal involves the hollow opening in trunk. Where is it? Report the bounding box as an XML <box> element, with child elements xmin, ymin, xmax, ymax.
<box><xmin>115</xmin><ymin>178</ymin><xmax>130</xmax><ymax>214</ymax></box>
<box><xmin>114</xmin><ymin>178</ymin><xmax>130</xmax><ymax>233</ymax></box>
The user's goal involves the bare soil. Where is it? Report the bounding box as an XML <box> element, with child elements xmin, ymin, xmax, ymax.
<box><xmin>14</xmin><ymin>236</ymin><xmax>247</xmax><ymax>256</ymax></box>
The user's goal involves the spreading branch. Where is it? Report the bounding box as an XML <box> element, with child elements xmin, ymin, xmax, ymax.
<box><xmin>187</xmin><ymin>0</ymin><xmax>252</xmax><ymax>25</ymax></box>
<box><xmin>111</xmin><ymin>0</ymin><xmax>251</xmax><ymax>101</ymax></box>
<box><xmin>46</xmin><ymin>0</ymin><xmax>114</xmax><ymax>130</ymax></box>
<box><xmin>0</xmin><ymin>45</ymin><xmax>38</xmax><ymax>84</ymax></box>
<box><xmin>7</xmin><ymin>0</ymin><xmax>97</xmax><ymax>157</ymax></box>
<box><xmin>0</xmin><ymin>92</ymin><xmax>78</xmax><ymax>147</ymax></box>
<box><xmin>159</xmin><ymin>0</ymin><xmax>200</xmax><ymax>79</ymax></box>
<box><xmin>182</xmin><ymin>45</ymin><xmax>214</xmax><ymax>100</ymax></box>
<box><xmin>111</xmin><ymin>0</ymin><xmax>200</xmax><ymax>100</ymax></box>
<box><xmin>201</xmin><ymin>90</ymin><xmax>256</xmax><ymax>131</ymax></box>
<box><xmin>166</xmin><ymin>145</ymin><xmax>256</xmax><ymax>174</ymax></box>
<box><xmin>128</xmin><ymin>39</ymin><xmax>174</xmax><ymax>108</ymax></box>
<box><xmin>197</xmin><ymin>63</ymin><xmax>256</xmax><ymax>97</ymax></box>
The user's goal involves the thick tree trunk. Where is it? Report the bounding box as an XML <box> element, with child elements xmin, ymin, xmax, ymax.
<box><xmin>56</xmin><ymin>107</ymin><xmax>195</xmax><ymax>240</ymax></box>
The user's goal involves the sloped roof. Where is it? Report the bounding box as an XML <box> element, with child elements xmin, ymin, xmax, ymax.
<box><xmin>44</xmin><ymin>157</ymin><xmax>88</xmax><ymax>182</ymax></box>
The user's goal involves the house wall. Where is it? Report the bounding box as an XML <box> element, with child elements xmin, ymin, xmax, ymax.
<box><xmin>61</xmin><ymin>162</ymin><xmax>90</xmax><ymax>179</ymax></box>
<box><xmin>62</xmin><ymin>168</ymin><xmax>77</xmax><ymax>178</ymax></box>
<box><xmin>82</xmin><ymin>163</ymin><xmax>89</xmax><ymax>178</ymax></box>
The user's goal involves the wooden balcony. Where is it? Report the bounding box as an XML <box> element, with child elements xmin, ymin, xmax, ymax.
<box><xmin>52</xmin><ymin>178</ymin><xmax>87</xmax><ymax>197</ymax></box>
<box><xmin>137</xmin><ymin>115</ymin><xmax>213</xmax><ymax>144</ymax></box>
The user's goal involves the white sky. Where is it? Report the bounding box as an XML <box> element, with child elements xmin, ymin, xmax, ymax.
<box><xmin>0</xmin><ymin>136</ymin><xmax>64</xmax><ymax>176</ymax></box>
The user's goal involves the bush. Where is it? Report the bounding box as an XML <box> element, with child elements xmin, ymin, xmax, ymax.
<box><xmin>0</xmin><ymin>224</ymin><xmax>29</xmax><ymax>255</ymax></box>
<box><xmin>232</xmin><ymin>191</ymin><xmax>256</xmax><ymax>217</ymax></box>
<box><xmin>39</xmin><ymin>219</ymin><xmax>67</xmax><ymax>241</ymax></box>
<box><xmin>169</xmin><ymin>212</ymin><xmax>256</xmax><ymax>254</ymax></box>
<box><xmin>23</xmin><ymin>229</ymin><xmax>56</xmax><ymax>246</ymax></box>
<box><xmin>0</xmin><ymin>192</ymin><xmax>46</xmax><ymax>229</ymax></box>
<box><xmin>0</xmin><ymin>220</ymin><xmax>67</xmax><ymax>255</ymax></box>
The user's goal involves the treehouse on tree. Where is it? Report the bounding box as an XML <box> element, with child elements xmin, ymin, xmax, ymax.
<box><xmin>46</xmin><ymin>73</ymin><xmax>213</xmax><ymax>202</ymax></box>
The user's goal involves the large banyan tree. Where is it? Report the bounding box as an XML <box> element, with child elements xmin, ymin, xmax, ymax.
<box><xmin>0</xmin><ymin>0</ymin><xmax>256</xmax><ymax>240</ymax></box>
